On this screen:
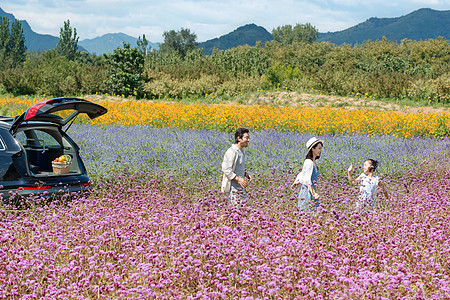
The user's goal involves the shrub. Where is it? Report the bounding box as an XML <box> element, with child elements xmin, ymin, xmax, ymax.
<box><xmin>216</xmin><ymin>76</ymin><xmax>263</xmax><ymax>96</ymax></box>
<box><xmin>104</xmin><ymin>43</ymin><xmax>145</xmax><ymax>97</ymax></box>
<box><xmin>263</xmin><ymin>62</ymin><xmax>302</xmax><ymax>87</ymax></box>
<box><xmin>0</xmin><ymin>67</ymin><xmax>35</xmax><ymax>95</ymax></box>
<box><xmin>406</xmin><ymin>75</ymin><xmax>450</xmax><ymax>104</ymax></box>
<box><xmin>210</xmin><ymin>45</ymin><xmax>270</xmax><ymax>78</ymax></box>
<box><xmin>0</xmin><ymin>37</ymin><xmax>448</xmax><ymax>101</ymax></box>
<box><xmin>79</xmin><ymin>65</ymin><xmax>108</xmax><ymax>94</ymax></box>
<box><xmin>429</xmin><ymin>75</ymin><xmax>450</xmax><ymax>103</ymax></box>
<box><xmin>143</xmin><ymin>73</ymin><xmax>173</xmax><ymax>98</ymax></box>
<box><xmin>187</xmin><ymin>74</ymin><xmax>222</xmax><ymax>95</ymax></box>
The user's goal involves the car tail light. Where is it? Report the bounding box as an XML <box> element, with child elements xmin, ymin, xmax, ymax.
<box><xmin>80</xmin><ymin>182</ymin><xmax>90</xmax><ymax>187</ymax></box>
<box><xmin>18</xmin><ymin>185</ymin><xmax>52</xmax><ymax>190</ymax></box>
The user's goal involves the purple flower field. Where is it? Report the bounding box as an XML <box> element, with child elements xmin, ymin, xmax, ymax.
<box><xmin>68</xmin><ymin>124</ymin><xmax>450</xmax><ymax>178</ymax></box>
<box><xmin>0</xmin><ymin>125</ymin><xmax>449</xmax><ymax>299</ymax></box>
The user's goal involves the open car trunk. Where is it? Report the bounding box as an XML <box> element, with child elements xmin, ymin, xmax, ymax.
<box><xmin>14</xmin><ymin>125</ymin><xmax>82</xmax><ymax>177</ymax></box>
<box><xmin>7</xmin><ymin>98</ymin><xmax>106</xmax><ymax>179</ymax></box>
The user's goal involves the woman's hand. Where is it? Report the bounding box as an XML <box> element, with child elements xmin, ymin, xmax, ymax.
<box><xmin>313</xmin><ymin>192</ymin><xmax>320</xmax><ymax>200</ymax></box>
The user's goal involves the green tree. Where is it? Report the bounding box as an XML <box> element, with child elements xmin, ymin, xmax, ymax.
<box><xmin>0</xmin><ymin>17</ymin><xmax>10</xmax><ymax>66</ymax></box>
<box><xmin>105</xmin><ymin>42</ymin><xmax>145</xmax><ymax>97</ymax></box>
<box><xmin>56</xmin><ymin>20</ymin><xmax>79</xmax><ymax>60</ymax></box>
<box><xmin>272</xmin><ymin>23</ymin><xmax>318</xmax><ymax>45</ymax></box>
<box><xmin>272</xmin><ymin>24</ymin><xmax>294</xmax><ymax>45</ymax></box>
<box><xmin>9</xmin><ymin>20</ymin><xmax>27</xmax><ymax>67</ymax></box>
<box><xmin>0</xmin><ymin>17</ymin><xmax>27</xmax><ymax>67</ymax></box>
<box><xmin>159</xmin><ymin>28</ymin><xmax>198</xmax><ymax>57</ymax></box>
<box><xmin>137</xmin><ymin>34</ymin><xmax>151</xmax><ymax>55</ymax></box>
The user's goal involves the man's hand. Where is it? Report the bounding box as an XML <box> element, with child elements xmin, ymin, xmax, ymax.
<box><xmin>235</xmin><ymin>176</ymin><xmax>248</xmax><ymax>188</ymax></box>
<box><xmin>246</xmin><ymin>172</ymin><xmax>252</xmax><ymax>183</ymax></box>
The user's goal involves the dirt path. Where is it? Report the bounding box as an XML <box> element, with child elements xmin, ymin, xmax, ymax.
<box><xmin>84</xmin><ymin>92</ymin><xmax>449</xmax><ymax>113</ymax></box>
<box><xmin>246</xmin><ymin>91</ymin><xmax>449</xmax><ymax>113</ymax></box>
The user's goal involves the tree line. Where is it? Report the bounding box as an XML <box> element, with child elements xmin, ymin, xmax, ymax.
<box><xmin>0</xmin><ymin>18</ymin><xmax>448</xmax><ymax>104</ymax></box>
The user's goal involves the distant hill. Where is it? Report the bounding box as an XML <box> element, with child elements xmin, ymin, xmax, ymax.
<box><xmin>0</xmin><ymin>7</ymin><xmax>60</xmax><ymax>51</ymax></box>
<box><xmin>317</xmin><ymin>8</ymin><xmax>450</xmax><ymax>44</ymax></box>
<box><xmin>79</xmin><ymin>33</ymin><xmax>160</xmax><ymax>55</ymax></box>
<box><xmin>0</xmin><ymin>8</ymin><xmax>158</xmax><ymax>54</ymax></box>
<box><xmin>1</xmin><ymin>7</ymin><xmax>448</xmax><ymax>54</ymax></box>
<box><xmin>198</xmin><ymin>24</ymin><xmax>273</xmax><ymax>55</ymax></box>
<box><xmin>198</xmin><ymin>9</ymin><xmax>449</xmax><ymax>53</ymax></box>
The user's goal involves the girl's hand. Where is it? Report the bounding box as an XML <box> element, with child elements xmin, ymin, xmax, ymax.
<box><xmin>313</xmin><ymin>192</ymin><xmax>320</xmax><ymax>200</ymax></box>
<box><xmin>348</xmin><ymin>163</ymin><xmax>354</xmax><ymax>173</ymax></box>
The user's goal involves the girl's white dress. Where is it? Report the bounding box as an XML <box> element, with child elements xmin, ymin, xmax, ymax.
<box><xmin>356</xmin><ymin>173</ymin><xmax>379</xmax><ymax>211</ymax></box>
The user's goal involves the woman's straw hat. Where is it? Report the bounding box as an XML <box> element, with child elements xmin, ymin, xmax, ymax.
<box><xmin>306</xmin><ymin>137</ymin><xmax>324</xmax><ymax>152</ymax></box>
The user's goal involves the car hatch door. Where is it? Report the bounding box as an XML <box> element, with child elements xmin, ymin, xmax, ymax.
<box><xmin>10</xmin><ymin>97</ymin><xmax>107</xmax><ymax>135</ymax></box>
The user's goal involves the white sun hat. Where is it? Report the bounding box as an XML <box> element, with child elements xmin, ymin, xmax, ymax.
<box><xmin>306</xmin><ymin>137</ymin><xmax>324</xmax><ymax>153</ymax></box>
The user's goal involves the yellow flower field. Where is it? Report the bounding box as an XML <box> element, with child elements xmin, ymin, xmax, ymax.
<box><xmin>2</xmin><ymin>97</ymin><xmax>449</xmax><ymax>138</ymax></box>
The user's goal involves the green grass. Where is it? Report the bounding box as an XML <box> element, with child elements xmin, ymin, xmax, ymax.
<box><xmin>3</xmin><ymin>88</ymin><xmax>450</xmax><ymax>111</ymax></box>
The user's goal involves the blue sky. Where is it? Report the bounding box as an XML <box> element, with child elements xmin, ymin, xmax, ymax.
<box><xmin>1</xmin><ymin>0</ymin><xmax>449</xmax><ymax>42</ymax></box>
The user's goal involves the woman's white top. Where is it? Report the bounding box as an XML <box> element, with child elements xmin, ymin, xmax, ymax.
<box><xmin>292</xmin><ymin>159</ymin><xmax>315</xmax><ymax>187</ymax></box>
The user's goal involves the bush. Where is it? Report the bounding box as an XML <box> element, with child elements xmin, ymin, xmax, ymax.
<box><xmin>216</xmin><ymin>76</ymin><xmax>263</xmax><ymax>96</ymax></box>
<box><xmin>104</xmin><ymin>43</ymin><xmax>145</xmax><ymax>97</ymax></box>
<box><xmin>79</xmin><ymin>65</ymin><xmax>108</xmax><ymax>94</ymax></box>
<box><xmin>406</xmin><ymin>75</ymin><xmax>450</xmax><ymax>104</ymax></box>
<box><xmin>428</xmin><ymin>75</ymin><xmax>450</xmax><ymax>103</ymax></box>
<box><xmin>210</xmin><ymin>45</ymin><xmax>270</xmax><ymax>78</ymax></box>
<box><xmin>0</xmin><ymin>51</ymin><xmax>109</xmax><ymax>96</ymax></box>
<box><xmin>0</xmin><ymin>37</ymin><xmax>448</xmax><ymax>102</ymax></box>
<box><xmin>0</xmin><ymin>67</ymin><xmax>35</xmax><ymax>95</ymax></box>
<box><xmin>143</xmin><ymin>73</ymin><xmax>172</xmax><ymax>98</ymax></box>
<box><xmin>262</xmin><ymin>62</ymin><xmax>302</xmax><ymax>87</ymax></box>
<box><xmin>144</xmin><ymin>72</ymin><xmax>262</xmax><ymax>98</ymax></box>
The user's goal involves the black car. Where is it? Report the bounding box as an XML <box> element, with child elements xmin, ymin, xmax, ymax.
<box><xmin>0</xmin><ymin>97</ymin><xmax>107</xmax><ymax>201</ymax></box>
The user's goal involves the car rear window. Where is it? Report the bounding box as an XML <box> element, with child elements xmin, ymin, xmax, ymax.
<box><xmin>16</xmin><ymin>129</ymin><xmax>62</xmax><ymax>147</ymax></box>
<box><xmin>34</xmin><ymin>130</ymin><xmax>61</xmax><ymax>147</ymax></box>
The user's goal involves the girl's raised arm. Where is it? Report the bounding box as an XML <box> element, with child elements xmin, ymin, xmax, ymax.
<box><xmin>347</xmin><ymin>163</ymin><xmax>360</xmax><ymax>185</ymax></box>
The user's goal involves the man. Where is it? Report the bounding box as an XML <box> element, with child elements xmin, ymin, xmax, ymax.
<box><xmin>221</xmin><ymin>128</ymin><xmax>252</xmax><ymax>205</ymax></box>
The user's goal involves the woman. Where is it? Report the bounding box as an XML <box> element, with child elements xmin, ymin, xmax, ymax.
<box><xmin>292</xmin><ymin>137</ymin><xmax>323</xmax><ymax>210</ymax></box>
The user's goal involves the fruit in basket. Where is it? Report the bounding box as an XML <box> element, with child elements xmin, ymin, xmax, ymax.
<box><xmin>53</xmin><ymin>155</ymin><xmax>71</xmax><ymax>163</ymax></box>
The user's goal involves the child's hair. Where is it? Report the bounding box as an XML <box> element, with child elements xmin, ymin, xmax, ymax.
<box><xmin>366</xmin><ymin>159</ymin><xmax>379</xmax><ymax>171</ymax></box>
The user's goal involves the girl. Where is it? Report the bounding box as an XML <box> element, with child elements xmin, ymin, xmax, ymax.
<box><xmin>347</xmin><ymin>159</ymin><xmax>389</xmax><ymax>211</ymax></box>
<box><xmin>292</xmin><ymin>137</ymin><xmax>324</xmax><ymax>210</ymax></box>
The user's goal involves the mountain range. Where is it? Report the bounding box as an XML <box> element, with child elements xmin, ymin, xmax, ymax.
<box><xmin>79</xmin><ymin>33</ymin><xmax>160</xmax><ymax>55</ymax></box>
<box><xmin>198</xmin><ymin>24</ymin><xmax>273</xmax><ymax>55</ymax></box>
<box><xmin>317</xmin><ymin>8</ymin><xmax>449</xmax><ymax>44</ymax></box>
<box><xmin>0</xmin><ymin>8</ymin><xmax>64</xmax><ymax>52</ymax></box>
<box><xmin>0</xmin><ymin>7</ymin><xmax>448</xmax><ymax>55</ymax></box>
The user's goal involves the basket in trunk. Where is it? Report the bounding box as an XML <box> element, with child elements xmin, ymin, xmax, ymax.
<box><xmin>52</xmin><ymin>162</ymin><xmax>71</xmax><ymax>174</ymax></box>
